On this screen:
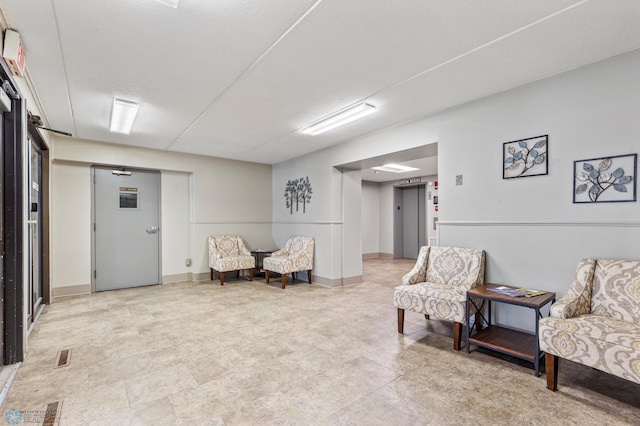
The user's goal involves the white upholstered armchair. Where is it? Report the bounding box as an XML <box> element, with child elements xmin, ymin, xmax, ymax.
<box><xmin>264</xmin><ymin>236</ymin><xmax>314</xmax><ymax>289</ymax></box>
<box><xmin>394</xmin><ymin>246</ymin><xmax>486</xmax><ymax>350</ymax></box>
<box><xmin>208</xmin><ymin>235</ymin><xmax>255</xmax><ymax>286</ymax></box>
<box><xmin>539</xmin><ymin>258</ymin><xmax>640</xmax><ymax>391</ymax></box>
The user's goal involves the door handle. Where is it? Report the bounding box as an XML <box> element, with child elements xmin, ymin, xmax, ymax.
<box><xmin>146</xmin><ymin>226</ymin><xmax>159</xmax><ymax>234</ymax></box>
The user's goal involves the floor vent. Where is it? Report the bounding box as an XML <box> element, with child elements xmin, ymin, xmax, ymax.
<box><xmin>55</xmin><ymin>349</ymin><xmax>71</xmax><ymax>368</ymax></box>
<box><xmin>43</xmin><ymin>401</ymin><xmax>61</xmax><ymax>426</ymax></box>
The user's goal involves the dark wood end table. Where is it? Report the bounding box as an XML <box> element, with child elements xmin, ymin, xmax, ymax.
<box><xmin>251</xmin><ymin>249</ymin><xmax>277</xmax><ymax>276</ymax></box>
<box><xmin>466</xmin><ymin>284</ymin><xmax>556</xmax><ymax>376</ymax></box>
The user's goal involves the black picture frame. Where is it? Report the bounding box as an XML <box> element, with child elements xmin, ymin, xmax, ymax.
<box><xmin>503</xmin><ymin>135</ymin><xmax>548</xmax><ymax>179</ymax></box>
<box><xmin>573</xmin><ymin>153</ymin><xmax>637</xmax><ymax>203</ymax></box>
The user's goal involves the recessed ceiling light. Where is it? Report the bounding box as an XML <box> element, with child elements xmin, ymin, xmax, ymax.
<box><xmin>155</xmin><ymin>0</ymin><xmax>180</xmax><ymax>8</ymax></box>
<box><xmin>371</xmin><ymin>164</ymin><xmax>420</xmax><ymax>173</ymax></box>
<box><xmin>110</xmin><ymin>98</ymin><xmax>139</xmax><ymax>135</ymax></box>
<box><xmin>301</xmin><ymin>102</ymin><xmax>377</xmax><ymax>136</ymax></box>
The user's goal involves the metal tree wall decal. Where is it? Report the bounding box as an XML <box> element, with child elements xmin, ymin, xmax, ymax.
<box><xmin>284</xmin><ymin>177</ymin><xmax>312</xmax><ymax>214</ymax></box>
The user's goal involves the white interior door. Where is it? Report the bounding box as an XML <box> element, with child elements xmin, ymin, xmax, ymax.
<box><xmin>93</xmin><ymin>167</ymin><xmax>161</xmax><ymax>291</ymax></box>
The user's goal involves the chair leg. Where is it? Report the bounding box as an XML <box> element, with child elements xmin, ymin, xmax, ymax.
<box><xmin>220</xmin><ymin>271</ymin><xmax>225</xmax><ymax>286</ymax></box>
<box><xmin>397</xmin><ymin>308</ymin><xmax>405</xmax><ymax>334</ymax></box>
<box><xmin>475</xmin><ymin>311</ymin><xmax>483</xmax><ymax>332</ymax></box>
<box><xmin>453</xmin><ymin>322</ymin><xmax>462</xmax><ymax>351</ymax></box>
<box><xmin>210</xmin><ymin>268</ymin><xmax>213</xmax><ymax>281</ymax></box>
<box><xmin>249</xmin><ymin>268</ymin><xmax>254</xmax><ymax>281</ymax></box>
<box><xmin>292</xmin><ymin>272</ymin><xmax>296</xmax><ymax>282</ymax></box>
<box><xmin>545</xmin><ymin>353</ymin><xmax>559</xmax><ymax>391</ymax></box>
<box><xmin>307</xmin><ymin>270</ymin><xmax>312</xmax><ymax>283</ymax></box>
<box><xmin>266</xmin><ymin>270</ymin><xmax>270</xmax><ymax>283</ymax></box>
<box><xmin>281</xmin><ymin>274</ymin><xmax>287</xmax><ymax>289</ymax></box>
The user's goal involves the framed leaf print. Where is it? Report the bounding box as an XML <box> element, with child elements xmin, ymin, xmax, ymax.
<box><xmin>503</xmin><ymin>135</ymin><xmax>548</xmax><ymax>179</ymax></box>
<box><xmin>573</xmin><ymin>154</ymin><xmax>637</xmax><ymax>203</ymax></box>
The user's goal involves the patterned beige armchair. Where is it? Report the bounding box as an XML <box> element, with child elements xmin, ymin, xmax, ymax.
<box><xmin>539</xmin><ymin>259</ymin><xmax>640</xmax><ymax>391</ymax></box>
<box><xmin>394</xmin><ymin>246</ymin><xmax>486</xmax><ymax>350</ymax></box>
<box><xmin>208</xmin><ymin>235</ymin><xmax>255</xmax><ymax>286</ymax></box>
<box><xmin>263</xmin><ymin>236</ymin><xmax>314</xmax><ymax>289</ymax></box>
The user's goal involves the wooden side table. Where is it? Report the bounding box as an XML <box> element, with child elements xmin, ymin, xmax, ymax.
<box><xmin>466</xmin><ymin>284</ymin><xmax>556</xmax><ymax>376</ymax></box>
<box><xmin>251</xmin><ymin>249</ymin><xmax>277</xmax><ymax>276</ymax></box>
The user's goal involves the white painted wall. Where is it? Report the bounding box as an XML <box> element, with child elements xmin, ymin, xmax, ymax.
<box><xmin>160</xmin><ymin>171</ymin><xmax>191</xmax><ymax>278</ymax></box>
<box><xmin>272</xmin><ymin>49</ymin><xmax>640</xmax><ymax>329</ymax></box>
<box><xmin>50</xmin><ymin>162</ymin><xmax>92</xmax><ymax>289</ymax></box>
<box><xmin>342</xmin><ymin>169</ymin><xmax>362</xmax><ymax>280</ymax></box>
<box><xmin>361</xmin><ymin>181</ymin><xmax>380</xmax><ymax>255</ymax></box>
<box><xmin>50</xmin><ymin>138</ymin><xmax>272</xmax><ymax>291</ymax></box>
<box><xmin>432</xmin><ymin>49</ymin><xmax>640</xmax><ymax>331</ymax></box>
<box><xmin>272</xmin><ymin>149</ymin><xmax>344</xmax><ymax>284</ymax></box>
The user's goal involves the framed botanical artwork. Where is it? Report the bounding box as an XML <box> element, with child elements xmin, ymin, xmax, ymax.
<box><xmin>503</xmin><ymin>135</ymin><xmax>548</xmax><ymax>179</ymax></box>
<box><xmin>573</xmin><ymin>153</ymin><xmax>637</xmax><ymax>203</ymax></box>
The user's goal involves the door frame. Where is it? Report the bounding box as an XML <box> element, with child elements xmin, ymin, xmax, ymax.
<box><xmin>2</xmin><ymin>92</ymin><xmax>25</xmax><ymax>365</ymax></box>
<box><xmin>26</xmin><ymin>126</ymin><xmax>49</xmax><ymax>330</ymax></box>
<box><xmin>90</xmin><ymin>165</ymin><xmax>162</xmax><ymax>292</ymax></box>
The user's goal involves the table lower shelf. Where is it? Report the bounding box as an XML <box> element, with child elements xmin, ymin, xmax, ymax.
<box><xmin>468</xmin><ymin>325</ymin><xmax>537</xmax><ymax>361</ymax></box>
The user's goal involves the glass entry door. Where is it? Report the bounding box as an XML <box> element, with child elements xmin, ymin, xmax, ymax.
<box><xmin>27</xmin><ymin>137</ymin><xmax>43</xmax><ymax>325</ymax></box>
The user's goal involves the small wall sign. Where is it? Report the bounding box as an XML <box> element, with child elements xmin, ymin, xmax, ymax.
<box><xmin>119</xmin><ymin>187</ymin><xmax>139</xmax><ymax>209</ymax></box>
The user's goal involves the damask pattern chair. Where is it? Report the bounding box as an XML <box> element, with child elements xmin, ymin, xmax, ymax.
<box><xmin>208</xmin><ymin>235</ymin><xmax>255</xmax><ymax>286</ymax></box>
<box><xmin>539</xmin><ymin>258</ymin><xmax>640</xmax><ymax>391</ymax></box>
<box><xmin>394</xmin><ymin>246</ymin><xmax>486</xmax><ymax>350</ymax></box>
<box><xmin>263</xmin><ymin>236</ymin><xmax>314</xmax><ymax>289</ymax></box>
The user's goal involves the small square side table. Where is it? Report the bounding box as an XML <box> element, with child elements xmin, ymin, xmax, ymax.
<box><xmin>251</xmin><ymin>249</ymin><xmax>277</xmax><ymax>276</ymax></box>
<box><xmin>466</xmin><ymin>284</ymin><xmax>556</xmax><ymax>376</ymax></box>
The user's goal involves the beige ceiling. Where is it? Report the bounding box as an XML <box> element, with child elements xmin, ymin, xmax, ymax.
<box><xmin>2</xmin><ymin>0</ymin><xmax>640</xmax><ymax>165</ymax></box>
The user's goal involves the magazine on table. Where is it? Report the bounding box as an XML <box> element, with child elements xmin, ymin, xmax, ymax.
<box><xmin>487</xmin><ymin>286</ymin><xmax>546</xmax><ymax>297</ymax></box>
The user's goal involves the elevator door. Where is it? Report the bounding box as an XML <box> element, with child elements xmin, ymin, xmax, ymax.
<box><xmin>402</xmin><ymin>187</ymin><xmax>419</xmax><ymax>258</ymax></box>
<box><xmin>93</xmin><ymin>167</ymin><xmax>161</xmax><ymax>291</ymax></box>
<box><xmin>394</xmin><ymin>185</ymin><xmax>426</xmax><ymax>259</ymax></box>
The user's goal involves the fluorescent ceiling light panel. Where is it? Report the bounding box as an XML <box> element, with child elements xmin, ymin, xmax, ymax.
<box><xmin>301</xmin><ymin>102</ymin><xmax>377</xmax><ymax>135</ymax></box>
<box><xmin>371</xmin><ymin>164</ymin><xmax>420</xmax><ymax>173</ymax></box>
<box><xmin>110</xmin><ymin>98</ymin><xmax>139</xmax><ymax>134</ymax></box>
<box><xmin>155</xmin><ymin>0</ymin><xmax>180</xmax><ymax>8</ymax></box>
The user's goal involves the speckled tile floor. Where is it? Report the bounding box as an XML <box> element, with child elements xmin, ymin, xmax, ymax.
<box><xmin>1</xmin><ymin>258</ymin><xmax>639</xmax><ymax>425</ymax></box>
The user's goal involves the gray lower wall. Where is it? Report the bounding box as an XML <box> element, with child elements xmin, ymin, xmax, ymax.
<box><xmin>439</xmin><ymin>221</ymin><xmax>640</xmax><ymax>331</ymax></box>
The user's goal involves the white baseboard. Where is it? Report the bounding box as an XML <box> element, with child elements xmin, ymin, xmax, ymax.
<box><xmin>162</xmin><ymin>273</ymin><xmax>192</xmax><ymax>284</ymax></box>
<box><xmin>52</xmin><ymin>284</ymin><xmax>91</xmax><ymax>299</ymax></box>
<box><xmin>362</xmin><ymin>253</ymin><xmax>393</xmax><ymax>260</ymax></box>
<box><xmin>312</xmin><ymin>274</ymin><xmax>362</xmax><ymax>287</ymax></box>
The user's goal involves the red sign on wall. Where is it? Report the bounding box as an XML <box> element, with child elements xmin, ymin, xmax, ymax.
<box><xmin>3</xmin><ymin>30</ymin><xmax>26</xmax><ymax>77</ymax></box>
